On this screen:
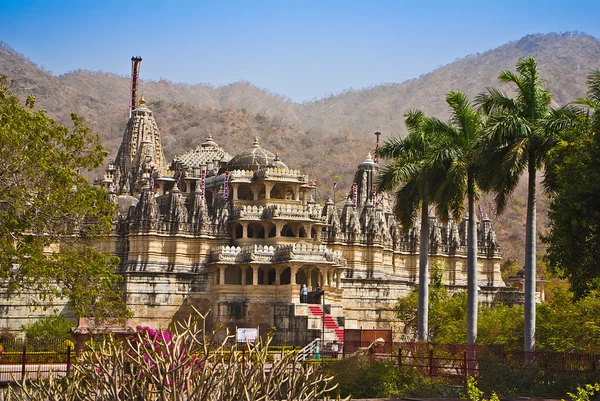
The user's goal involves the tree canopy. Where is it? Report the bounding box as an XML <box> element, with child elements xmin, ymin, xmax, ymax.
<box><xmin>543</xmin><ymin>70</ymin><xmax>600</xmax><ymax>299</ymax></box>
<box><xmin>0</xmin><ymin>75</ymin><xmax>128</xmax><ymax>321</ymax></box>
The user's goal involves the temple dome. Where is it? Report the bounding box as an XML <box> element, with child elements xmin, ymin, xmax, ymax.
<box><xmin>222</xmin><ymin>137</ymin><xmax>287</xmax><ymax>172</ymax></box>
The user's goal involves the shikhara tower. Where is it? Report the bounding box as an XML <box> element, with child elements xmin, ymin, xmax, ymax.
<box><xmin>112</xmin><ymin>95</ymin><xmax>168</xmax><ymax>195</ymax></box>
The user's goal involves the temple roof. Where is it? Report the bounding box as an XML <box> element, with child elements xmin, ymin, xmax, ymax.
<box><xmin>173</xmin><ymin>134</ymin><xmax>231</xmax><ymax>168</ymax></box>
<box><xmin>222</xmin><ymin>137</ymin><xmax>288</xmax><ymax>172</ymax></box>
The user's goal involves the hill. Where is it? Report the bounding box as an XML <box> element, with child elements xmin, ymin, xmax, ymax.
<box><xmin>2</xmin><ymin>32</ymin><xmax>599</xmax><ymax>266</ymax></box>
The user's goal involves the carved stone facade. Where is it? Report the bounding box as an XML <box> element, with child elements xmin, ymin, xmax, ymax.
<box><xmin>91</xmin><ymin>98</ymin><xmax>522</xmax><ymax>343</ymax></box>
<box><xmin>0</xmin><ymin>96</ymin><xmax>521</xmax><ymax>340</ymax></box>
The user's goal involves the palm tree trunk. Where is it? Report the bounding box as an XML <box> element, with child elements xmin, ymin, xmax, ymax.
<box><xmin>418</xmin><ymin>200</ymin><xmax>430</xmax><ymax>341</ymax></box>
<box><xmin>525</xmin><ymin>156</ymin><xmax>537</xmax><ymax>354</ymax></box>
<box><xmin>467</xmin><ymin>177</ymin><xmax>478</xmax><ymax>346</ymax></box>
<box><xmin>467</xmin><ymin>175</ymin><xmax>478</xmax><ymax>374</ymax></box>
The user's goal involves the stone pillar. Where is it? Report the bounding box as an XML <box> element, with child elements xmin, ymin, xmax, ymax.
<box><xmin>251</xmin><ymin>186</ymin><xmax>259</xmax><ymax>201</ymax></box>
<box><xmin>241</xmin><ymin>266</ymin><xmax>247</xmax><ymax>286</ymax></box>
<box><xmin>232</xmin><ymin>183</ymin><xmax>239</xmax><ymax>201</ymax></box>
<box><xmin>336</xmin><ymin>270</ymin><xmax>341</xmax><ymax>288</ymax></box>
<box><xmin>294</xmin><ymin>185</ymin><xmax>300</xmax><ymax>201</ymax></box>
<box><xmin>264</xmin><ymin>182</ymin><xmax>273</xmax><ymax>200</ymax></box>
<box><xmin>315</xmin><ymin>227</ymin><xmax>323</xmax><ymax>242</ymax></box>
<box><xmin>219</xmin><ymin>266</ymin><xmax>225</xmax><ymax>285</ymax></box>
<box><xmin>290</xmin><ymin>266</ymin><xmax>298</xmax><ymax>285</ymax></box>
<box><xmin>252</xmin><ymin>265</ymin><xmax>259</xmax><ymax>286</ymax></box>
<box><xmin>275</xmin><ymin>267</ymin><xmax>282</xmax><ymax>285</ymax></box>
<box><xmin>306</xmin><ymin>268</ymin><xmax>312</xmax><ymax>288</ymax></box>
<box><xmin>241</xmin><ymin>222</ymin><xmax>248</xmax><ymax>238</ymax></box>
<box><xmin>275</xmin><ymin>222</ymin><xmax>284</xmax><ymax>238</ymax></box>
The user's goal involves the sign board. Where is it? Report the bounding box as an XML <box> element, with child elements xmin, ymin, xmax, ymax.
<box><xmin>236</xmin><ymin>328</ymin><xmax>259</xmax><ymax>343</ymax></box>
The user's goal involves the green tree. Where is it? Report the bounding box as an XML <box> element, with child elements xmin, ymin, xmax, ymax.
<box><xmin>543</xmin><ymin>70</ymin><xmax>600</xmax><ymax>299</ymax></box>
<box><xmin>475</xmin><ymin>57</ymin><xmax>559</xmax><ymax>353</ymax></box>
<box><xmin>0</xmin><ymin>75</ymin><xmax>128</xmax><ymax>321</ymax></box>
<box><xmin>24</xmin><ymin>315</ymin><xmax>73</xmax><ymax>342</ymax></box>
<box><xmin>396</xmin><ymin>268</ymin><xmax>523</xmax><ymax>347</ymax></box>
<box><xmin>378</xmin><ymin>110</ymin><xmax>446</xmax><ymax>341</ymax></box>
<box><xmin>425</xmin><ymin>91</ymin><xmax>485</xmax><ymax>346</ymax></box>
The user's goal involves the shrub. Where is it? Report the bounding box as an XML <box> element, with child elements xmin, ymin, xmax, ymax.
<box><xmin>328</xmin><ymin>357</ymin><xmax>458</xmax><ymax>399</ymax></box>
<box><xmin>8</xmin><ymin>310</ymin><xmax>347</xmax><ymax>401</ymax></box>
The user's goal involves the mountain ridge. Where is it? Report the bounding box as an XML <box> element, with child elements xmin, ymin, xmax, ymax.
<box><xmin>2</xmin><ymin>32</ymin><xmax>599</xmax><ymax>265</ymax></box>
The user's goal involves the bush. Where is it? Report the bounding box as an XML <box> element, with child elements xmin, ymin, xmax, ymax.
<box><xmin>8</xmin><ymin>310</ymin><xmax>347</xmax><ymax>401</ymax></box>
<box><xmin>476</xmin><ymin>352</ymin><xmax>600</xmax><ymax>397</ymax></box>
<box><xmin>24</xmin><ymin>315</ymin><xmax>74</xmax><ymax>342</ymax></box>
<box><xmin>327</xmin><ymin>357</ymin><xmax>458</xmax><ymax>399</ymax></box>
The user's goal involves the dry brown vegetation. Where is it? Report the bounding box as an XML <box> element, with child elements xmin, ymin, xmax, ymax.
<box><xmin>1</xmin><ymin>32</ymin><xmax>598</xmax><ymax>266</ymax></box>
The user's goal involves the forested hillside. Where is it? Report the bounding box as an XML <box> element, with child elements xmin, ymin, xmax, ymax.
<box><xmin>2</xmin><ymin>32</ymin><xmax>599</xmax><ymax>265</ymax></box>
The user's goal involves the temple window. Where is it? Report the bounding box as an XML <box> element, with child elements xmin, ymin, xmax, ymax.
<box><xmin>235</xmin><ymin>224</ymin><xmax>243</xmax><ymax>239</ymax></box>
<box><xmin>280</xmin><ymin>268</ymin><xmax>291</xmax><ymax>285</ymax></box>
<box><xmin>248</xmin><ymin>223</ymin><xmax>264</xmax><ymax>238</ymax></box>
<box><xmin>224</xmin><ymin>265</ymin><xmax>242</xmax><ymax>285</ymax></box>
<box><xmin>238</xmin><ymin>185</ymin><xmax>253</xmax><ymax>201</ymax></box>
<box><xmin>282</xmin><ymin>224</ymin><xmax>294</xmax><ymax>237</ymax></box>
<box><xmin>270</xmin><ymin>185</ymin><xmax>283</xmax><ymax>199</ymax></box>
<box><xmin>299</xmin><ymin>227</ymin><xmax>307</xmax><ymax>238</ymax></box>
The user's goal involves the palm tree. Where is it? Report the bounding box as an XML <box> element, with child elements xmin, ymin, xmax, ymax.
<box><xmin>425</xmin><ymin>91</ymin><xmax>485</xmax><ymax>348</ymax></box>
<box><xmin>378</xmin><ymin>110</ymin><xmax>446</xmax><ymax>341</ymax></box>
<box><xmin>475</xmin><ymin>57</ymin><xmax>558</xmax><ymax>353</ymax></box>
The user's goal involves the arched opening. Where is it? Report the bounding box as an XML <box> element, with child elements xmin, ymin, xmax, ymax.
<box><xmin>235</xmin><ymin>224</ymin><xmax>243</xmax><ymax>239</ymax></box>
<box><xmin>296</xmin><ymin>269</ymin><xmax>307</xmax><ymax>285</ymax></box>
<box><xmin>268</xmin><ymin>268</ymin><xmax>276</xmax><ymax>285</ymax></box>
<box><xmin>238</xmin><ymin>185</ymin><xmax>253</xmax><ymax>201</ymax></box>
<box><xmin>224</xmin><ymin>265</ymin><xmax>242</xmax><ymax>285</ymax></box>
<box><xmin>268</xmin><ymin>225</ymin><xmax>276</xmax><ymax>238</ymax></box>
<box><xmin>248</xmin><ymin>223</ymin><xmax>264</xmax><ymax>239</ymax></box>
<box><xmin>282</xmin><ymin>224</ymin><xmax>295</xmax><ymax>237</ymax></box>
<box><xmin>299</xmin><ymin>227</ymin><xmax>307</xmax><ymax>238</ymax></box>
<box><xmin>270</xmin><ymin>185</ymin><xmax>283</xmax><ymax>199</ymax></box>
<box><xmin>311</xmin><ymin>227</ymin><xmax>317</xmax><ymax>239</ymax></box>
<box><xmin>280</xmin><ymin>267</ymin><xmax>291</xmax><ymax>285</ymax></box>
<box><xmin>244</xmin><ymin>267</ymin><xmax>253</xmax><ymax>285</ymax></box>
<box><xmin>258</xmin><ymin>186</ymin><xmax>266</xmax><ymax>200</ymax></box>
<box><xmin>181</xmin><ymin>182</ymin><xmax>187</xmax><ymax>192</ymax></box>
<box><xmin>310</xmin><ymin>270</ymin><xmax>320</xmax><ymax>289</ymax></box>
<box><xmin>258</xmin><ymin>266</ymin><xmax>269</xmax><ymax>285</ymax></box>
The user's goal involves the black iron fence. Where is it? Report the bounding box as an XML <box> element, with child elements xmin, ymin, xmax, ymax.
<box><xmin>0</xmin><ymin>337</ymin><xmax>74</xmax><ymax>382</ymax></box>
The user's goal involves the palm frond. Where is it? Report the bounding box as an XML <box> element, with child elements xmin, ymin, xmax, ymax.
<box><xmin>475</xmin><ymin>87</ymin><xmax>517</xmax><ymax>115</ymax></box>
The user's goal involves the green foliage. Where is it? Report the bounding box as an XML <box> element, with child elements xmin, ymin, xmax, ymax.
<box><xmin>463</xmin><ymin>377</ymin><xmax>499</xmax><ymax>401</ymax></box>
<box><xmin>328</xmin><ymin>358</ymin><xmax>456</xmax><ymax>399</ymax></box>
<box><xmin>24</xmin><ymin>315</ymin><xmax>73</xmax><ymax>342</ymax></box>
<box><xmin>8</xmin><ymin>311</ymin><xmax>346</xmax><ymax>401</ymax></box>
<box><xmin>566</xmin><ymin>383</ymin><xmax>600</xmax><ymax>401</ymax></box>
<box><xmin>543</xmin><ymin>70</ymin><xmax>600</xmax><ymax>299</ymax></box>
<box><xmin>396</xmin><ymin>270</ymin><xmax>523</xmax><ymax>346</ymax></box>
<box><xmin>0</xmin><ymin>75</ymin><xmax>128</xmax><ymax>321</ymax></box>
<box><xmin>476</xmin><ymin>354</ymin><xmax>600</xmax><ymax>398</ymax></box>
<box><xmin>536</xmin><ymin>287</ymin><xmax>600</xmax><ymax>353</ymax></box>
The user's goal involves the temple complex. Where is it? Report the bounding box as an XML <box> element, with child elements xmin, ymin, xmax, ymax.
<box><xmin>89</xmin><ymin>93</ymin><xmax>522</xmax><ymax>344</ymax></box>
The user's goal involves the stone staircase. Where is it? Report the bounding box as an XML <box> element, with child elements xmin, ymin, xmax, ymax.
<box><xmin>307</xmin><ymin>305</ymin><xmax>344</xmax><ymax>342</ymax></box>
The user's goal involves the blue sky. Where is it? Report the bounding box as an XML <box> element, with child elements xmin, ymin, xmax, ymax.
<box><xmin>1</xmin><ymin>0</ymin><xmax>599</xmax><ymax>102</ymax></box>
